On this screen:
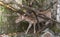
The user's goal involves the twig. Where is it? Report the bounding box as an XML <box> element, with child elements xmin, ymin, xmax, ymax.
<box><xmin>37</xmin><ymin>20</ymin><xmax>51</xmax><ymax>34</ymax></box>
<box><xmin>38</xmin><ymin>14</ymin><xmax>60</xmax><ymax>24</ymax></box>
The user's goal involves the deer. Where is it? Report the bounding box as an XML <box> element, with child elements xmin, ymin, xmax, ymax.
<box><xmin>15</xmin><ymin>9</ymin><xmax>51</xmax><ymax>34</ymax></box>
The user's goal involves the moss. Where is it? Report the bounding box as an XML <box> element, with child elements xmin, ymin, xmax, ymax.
<box><xmin>50</xmin><ymin>24</ymin><xmax>60</xmax><ymax>33</ymax></box>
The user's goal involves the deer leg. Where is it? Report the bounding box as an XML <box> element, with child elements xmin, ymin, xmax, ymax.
<box><xmin>25</xmin><ymin>23</ymin><xmax>32</xmax><ymax>34</ymax></box>
<box><xmin>33</xmin><ymin>23</ymin><xmax>36</xmax><ymax>34</ymax></box>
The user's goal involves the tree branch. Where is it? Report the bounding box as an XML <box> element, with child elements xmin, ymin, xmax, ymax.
<box><xmin>0</xmin><ymin>1</ymin><xmax>17</xmax><ymax>12</ymax></box>
<box><xmin>37</xmin><ymin>20</ymin><xmax>51</xmax><ymax>34</ymax></box>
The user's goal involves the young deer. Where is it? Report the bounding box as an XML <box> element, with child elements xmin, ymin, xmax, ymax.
<box><xmin>15</xmin><ymin>13</ymin><xmax>37</xmax><ymax>34</ymax></box>
<box><xmin>15</xmin><ymin>10</ymin><xmax>51</xmax><ymax>34</ymax></box>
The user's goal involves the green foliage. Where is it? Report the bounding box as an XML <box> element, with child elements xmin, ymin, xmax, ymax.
<box><xmin>17</xmin><ymin>21</ymin><xmax>29</xmax><ymax>32</ymax></box>
<box><xmin>40</xmin><ymin>0</ymin><xmax>45</xmax><ymax>3</ymax></box>
<box><xmin>50</xmin><ymin>24</ymin><xmax>60</xmax><ymax>33</ymax></box>
<box><xmin>0</xmin><ymin>5</ymin><xmax>17</xmax><ymax>33</ymax></box>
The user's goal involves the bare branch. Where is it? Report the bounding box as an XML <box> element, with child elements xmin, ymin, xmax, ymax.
<box><xmin>37</xmin><ymin>20</ymin><xmax>51</xmax><ymax>34</ymax></box>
